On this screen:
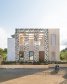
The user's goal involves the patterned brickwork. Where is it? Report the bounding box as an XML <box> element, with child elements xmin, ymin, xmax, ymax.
<box><xmin>34</xmin><ymin>33</ymin><xmax>39</xmax><ymax>62</ymax></box>
<box><xmin>15</xmin><ymin>32</ymin><xmax>20</xmax><ymax>61</ymax></box>
<box><xmin>44</xmin><ymin>29</ymin><xmax>48</xmax><ymax>61</ymax></box>
<box><xmin>24</xmin><ymin>35</ymin><xmax>29</xmax><ymax>62</ymax></box>
<box><xmin>15</xmin><ymin>29</ymin><xmax>49</xmax><ymax>62</ymax></box>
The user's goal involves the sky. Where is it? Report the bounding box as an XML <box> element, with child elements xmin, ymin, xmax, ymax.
<box><xmin>0</xmin><ymin>0</ymin><xmax>67</xmax><ymax>50</ymax></box>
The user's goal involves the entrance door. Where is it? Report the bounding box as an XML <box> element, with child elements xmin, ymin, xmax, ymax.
<box><xmin>29</xmin><ymin>51</ymin><xmax>34</xmax><ymax>61</ymax></box>
<box><xmin>39</xmin><ymin>51</ymin><xmax>44</xmax><ymax>62</ymax></box>
<box><xmin>19</xmin><ymin>51</ymin><xmax>24</xmax><ymax>61</ymax></box>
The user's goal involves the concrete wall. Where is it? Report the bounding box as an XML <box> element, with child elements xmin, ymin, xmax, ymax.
<box><xmin>7</xmin><ymin>38</ymin><xmax>15</xmax><ymax>61</ymax></box>
<box><xmin>48</xmin><ymin>29</ymin><xmax>60</xmax><ymax>61</ymax></box>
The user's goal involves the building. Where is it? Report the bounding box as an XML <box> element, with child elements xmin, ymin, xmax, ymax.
<box><xmin>7</xmin><ymin>28</ymin><xmax>60</xmax><ymax>62</ymax></box>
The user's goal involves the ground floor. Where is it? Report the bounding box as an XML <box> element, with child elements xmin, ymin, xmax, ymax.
<box><xmin>19</xmin><ymin>51</ymin><xmax>47</xmax><ymax>62</ymax></box>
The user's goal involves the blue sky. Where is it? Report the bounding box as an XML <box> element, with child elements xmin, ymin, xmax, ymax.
<box><xmin>0</xmin><ymin>0</ymin><xmax>67</xmax><ymax>50</ymax></box>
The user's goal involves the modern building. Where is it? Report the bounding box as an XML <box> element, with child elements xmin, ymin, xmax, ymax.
<box><xmin>7</xmin><ymin>28</ymin><xmax>60</xmax><ymax>62</ymax></box>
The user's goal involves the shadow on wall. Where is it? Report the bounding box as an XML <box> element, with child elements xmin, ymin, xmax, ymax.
<box><xmin>0</xmin><ymin>68</ymin><xmax>48</xmax><ymax>83</ymax></box>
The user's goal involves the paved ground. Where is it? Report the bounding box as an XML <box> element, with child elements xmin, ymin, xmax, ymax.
<box><xmin>0</xmin><ymin>65</ymin><xmax>49</xmax><ymax>68</ymax></box>
<box><xmin>0</xmin><ymin>65</ymin><xmax>67</xmax><ymax>84</ymax></box>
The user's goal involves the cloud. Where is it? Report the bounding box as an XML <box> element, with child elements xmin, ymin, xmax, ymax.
<box><xmin>60</xmin><ymin>45</ymin><xmax>66</xmax><ymax>51</ymax></box>
<box><xmin>62</xmin><ymin>40</ymin><xmax>67</xmax><ymax>45</ymax></box>
<box><xmin>0</xmin><ymin>28</ymin><xmax>7</xmax><ymax>49</ymax></box>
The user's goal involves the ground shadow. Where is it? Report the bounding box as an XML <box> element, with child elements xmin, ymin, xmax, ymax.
<box><xmin>60</xmin><ymin>73</ymin><xmax>67</xmax><ymax>84</ymax></box>
<box><xmin>49</xmin><ymin>67</ymin><xmax>59</xmax><ymax>75</ymax></box>
<box><xmin>63</xmin><ymin>73</ymin><xmax>67</xmax><ymax>79</ymax></box>
<box><xmin>59</xmin><ymin>79</ymin><xmax>67</xmax><ymax>84</ymax></box>
<box><xmin>59</xmin><ymin>67</ymin><xmax>67</xmax><ymax>84</ymax></box>
<box><xmin>0</xmin><ymin>68</ymin><xmax>48</xmax><ymax>83</ymax></box>
<box><xmin>50</xmin><ymin>70</ymin><xmax>59</xmax><ymax>75</ymax></box>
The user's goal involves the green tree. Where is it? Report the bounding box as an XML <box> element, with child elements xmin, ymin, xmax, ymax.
<box><xmin>0</xmin><ymin>48</ymin><xmax>3</xmax><ymax>56</ymax></box>
<box><xmin>3</xmin><ymin>48</ymin><xmax>7</xmax><ymax>53</ymax></box>
<box><xmin>60</xmin><ymin>48</ymin><xmax>67</xmax><ymax>61</ymax></box>
<box><xmin>0</xmin><ymin>48</ymin><xmax>7</xmax><ymax>61</ymax></box>
<box><xmin>3</xmin><ymin>48</ymin><xmax>7</xmax><ymax>60</ymax></box>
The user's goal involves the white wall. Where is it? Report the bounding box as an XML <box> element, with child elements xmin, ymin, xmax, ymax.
<box><xmin>48</xmin><ymin>29</ymin><xmax>60</xmax><ymax>61</ymax></box>
<box><xmin>7</xmin><ymin>38</ymin><xmax>15</xmax><ymax>61</ymax></box>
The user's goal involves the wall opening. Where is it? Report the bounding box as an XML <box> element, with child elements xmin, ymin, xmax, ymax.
<box><xmin>19</xmin><ymin>51</ymin><xmax>24</xmax><ymax>61</ymax></box>
<box><xmin>39</xmin><ymin>51</ymin><xmax>44</xmax><ymax>62</ymax></box>
<box><xmin>29</xmin><ymin>51</ymin><xmax>34</xmax><ymax>61</ymax></box>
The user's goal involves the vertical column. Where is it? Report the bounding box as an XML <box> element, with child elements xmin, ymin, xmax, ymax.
<box><xmin>34</xmin><ymin>32</ymin><xmax>39</xmax><ymax>62</ymax></box>
<box><xmin>44</xmin><ymin>29</ymin><xmax>49</xmax><ymax>61</ymax></box>
<box><xmin>15</xmin><ymin>32</ymin><xmax>20</xmax><ymax>61</ymax></box>
<box><xmin>24</xmin><ymin>34</ymin><xmax>29</xmax><ymax>62</ymax></box>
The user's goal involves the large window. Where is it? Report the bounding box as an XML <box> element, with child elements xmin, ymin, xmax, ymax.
<box><xmin>51</xmin><ymin>34</ymin><xmax>56</xmax><ymax>46</ymax></box>
<box><xmin>19</xmin><ymin>51</ymin><xmax>24</xmax><ymax>61</ymax></box>
<box><xmin>29</xmin><ymin>51</ymin><xmax>34</xmax><ymax>61</ymax></box>
<box><xmin>19</xmin><ymin>33</ymin><xmax>24</xmax><ymax>45</ymax></box>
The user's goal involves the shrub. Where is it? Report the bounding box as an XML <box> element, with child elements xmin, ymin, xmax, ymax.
<box><xmin>1</xmin><ymin>61</ymin><xmax>16</xmax><ymax>65</ymax></box>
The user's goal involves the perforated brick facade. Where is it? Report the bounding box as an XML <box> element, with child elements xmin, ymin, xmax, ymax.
<box><xmin>7</xmin><ymin>28</ymin><xmax>60</xmax><ymax>62</ymax></box>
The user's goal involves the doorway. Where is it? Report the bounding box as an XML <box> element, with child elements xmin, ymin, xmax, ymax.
<box><xmin>29</xmin><ymin>51</ymin><xmax>34</xmax><ymax>61</ymax></box>
<box><xmin>39</xmin><ymin>51</ymin><xmax>44</xmax><ymax>62</ymax></box>
<box><xmin>19</xmin><ymin>51</ymin><xmax>24</xmax><ymax>61</ymax></box>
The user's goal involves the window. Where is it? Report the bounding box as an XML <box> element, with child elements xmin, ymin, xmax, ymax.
<box><xmin>51</xmin><ymin>34</ymin><xmax>56</xmax><ymax>46</ymax></box>
<box><xmin>29</xmin><ymin>51</ymin><xmax>34</xmax><ymax>61</ymax></box>
<box><xmin>19</xmin><ymin>51</ymin><xmax>24</xmax><ymax>60</ymax></box>
<box><xmin>19</xmin><ymin>33</ymin><xmax>24</xmax><ymax>45</ymax></box>
<box><xmin>19</xmin><ymin>37</ymin><xmax>24</xmax><ymax>45</ymax></box>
